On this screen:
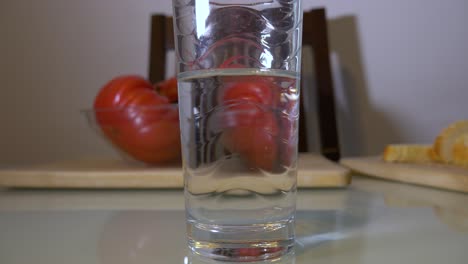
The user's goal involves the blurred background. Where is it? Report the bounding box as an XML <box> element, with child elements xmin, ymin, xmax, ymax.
<box><xmin>1</xmin><ymin>0</ymin><xmax>467</xmax><ymax>166</ymax></box>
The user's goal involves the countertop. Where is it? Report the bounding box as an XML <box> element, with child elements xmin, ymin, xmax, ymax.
<box><xmin>0</xmin><ymin>176</ymin><xmax>467</xmax><ymax>263</ymax></box>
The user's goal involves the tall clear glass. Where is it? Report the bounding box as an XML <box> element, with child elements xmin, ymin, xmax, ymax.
<box><xmin>172</xmin><ymin>0</ymin><xmax>303</xmax><ymax>261</ymax></box>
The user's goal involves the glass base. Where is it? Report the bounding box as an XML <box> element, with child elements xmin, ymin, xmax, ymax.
<box><xmin>187</xmin><ymin>220</ymin><xmax>295</xmax><ymax>262</ymax></box>
<box><xmin>188</xmin><ymin>240</ymin><xmax>294</xmax><ymax>262</ymax></box>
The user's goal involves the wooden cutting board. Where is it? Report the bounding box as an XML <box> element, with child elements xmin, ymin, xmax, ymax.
<box><xmin>0</xmin><ymin>154</ymin><xmax>350</xmax><ymax>189</ymax></box>
<box><xmin>341</xmin><ymin>156</ymin><xmax>468</xmax><ymax>193</ymax></box>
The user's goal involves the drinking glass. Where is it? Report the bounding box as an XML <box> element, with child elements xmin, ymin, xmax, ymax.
<box><xmin>172</xmin><ymin>0</ymin><xmax>303</xmax><ymax>261</ymax></box>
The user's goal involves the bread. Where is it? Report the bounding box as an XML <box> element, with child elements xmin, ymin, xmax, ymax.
<box><xmin>451</xmin><ymin>133</ymin><xmax>468</xmax><ymax>167</ymax></box>
<box><xmin>383</xmin><ymin>144</ymin><xmax>435</xmax><ymax>163</ymax></box>
<box><xmin>434</xmin><ymin>120</ymin><xmax>468</xmax><ymax>167</ymax></box>
<box><xmin>383</xmin><ymin>120</ymin><xmax>468</xmax><ymax>167</ymax></box>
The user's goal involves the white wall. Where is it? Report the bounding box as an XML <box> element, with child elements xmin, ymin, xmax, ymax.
<box><xmin>1</xmin><ymin>0</ymin><xmax>467</xmax><ymax>165</ymax></box>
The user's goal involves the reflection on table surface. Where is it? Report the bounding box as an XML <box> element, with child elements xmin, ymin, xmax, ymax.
<box><xmin>0</xmin><ymin>176</ymin><xmax>467</xmax><ymax>264</ymax></box>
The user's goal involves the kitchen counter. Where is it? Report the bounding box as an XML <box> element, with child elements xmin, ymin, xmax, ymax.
<box><xmin>0</xmin><ymin>176</ymin><xmax>467</xmax><ymax>263</ymax></box>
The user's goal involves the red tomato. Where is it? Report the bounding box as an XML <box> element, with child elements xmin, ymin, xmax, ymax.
<box><xmin>219</xmin><ymin>55</ymin><xmax>260</xmax><ymax>69</ymax></box>
<box><xmin>223</xmin><ymin>111</ymin><xmax>279</xmax><ymax>171</ymax></box>
<box><xmin>154</xmin><ymin>77</ymin><xmax>178</xmax><ymax>103</ymax></box>
<box><xmin>220</xmin><ymin>78</ymin><xmax>280</xmax><ymax>171</ymax></box>
<box><xmin>237</xmin><ymin>248</ymin><xmax>262</xmax><ymax>257</ymax></box>
<box><xmin>94</xmin><ymin>75</ymin><xmax>181</xmax><ymax>165</ymax></box>
<box><xmin>218</xmin><ymin>55</ymin><xmax>278</xmax><ymax>88</ymax></box>
<box><xmin>94</xmin><ymin>75</ymin><xmax>168</xmax><ymax>107</ymax></box>
<box><xmin>222</xmin><ymin>80</ymin><xmax>276</xmax><ymax>106</ymax></box>
<box><xmin>237</xmin><ymin>247</ymin><xmax>285</xmax><ymax>257</ymax></box>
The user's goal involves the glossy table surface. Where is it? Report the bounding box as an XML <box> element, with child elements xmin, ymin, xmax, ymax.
<box><xmin>0</xmin><ymin>176</ymin><xmax>467</xmax><ymax>264</ymax></box>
